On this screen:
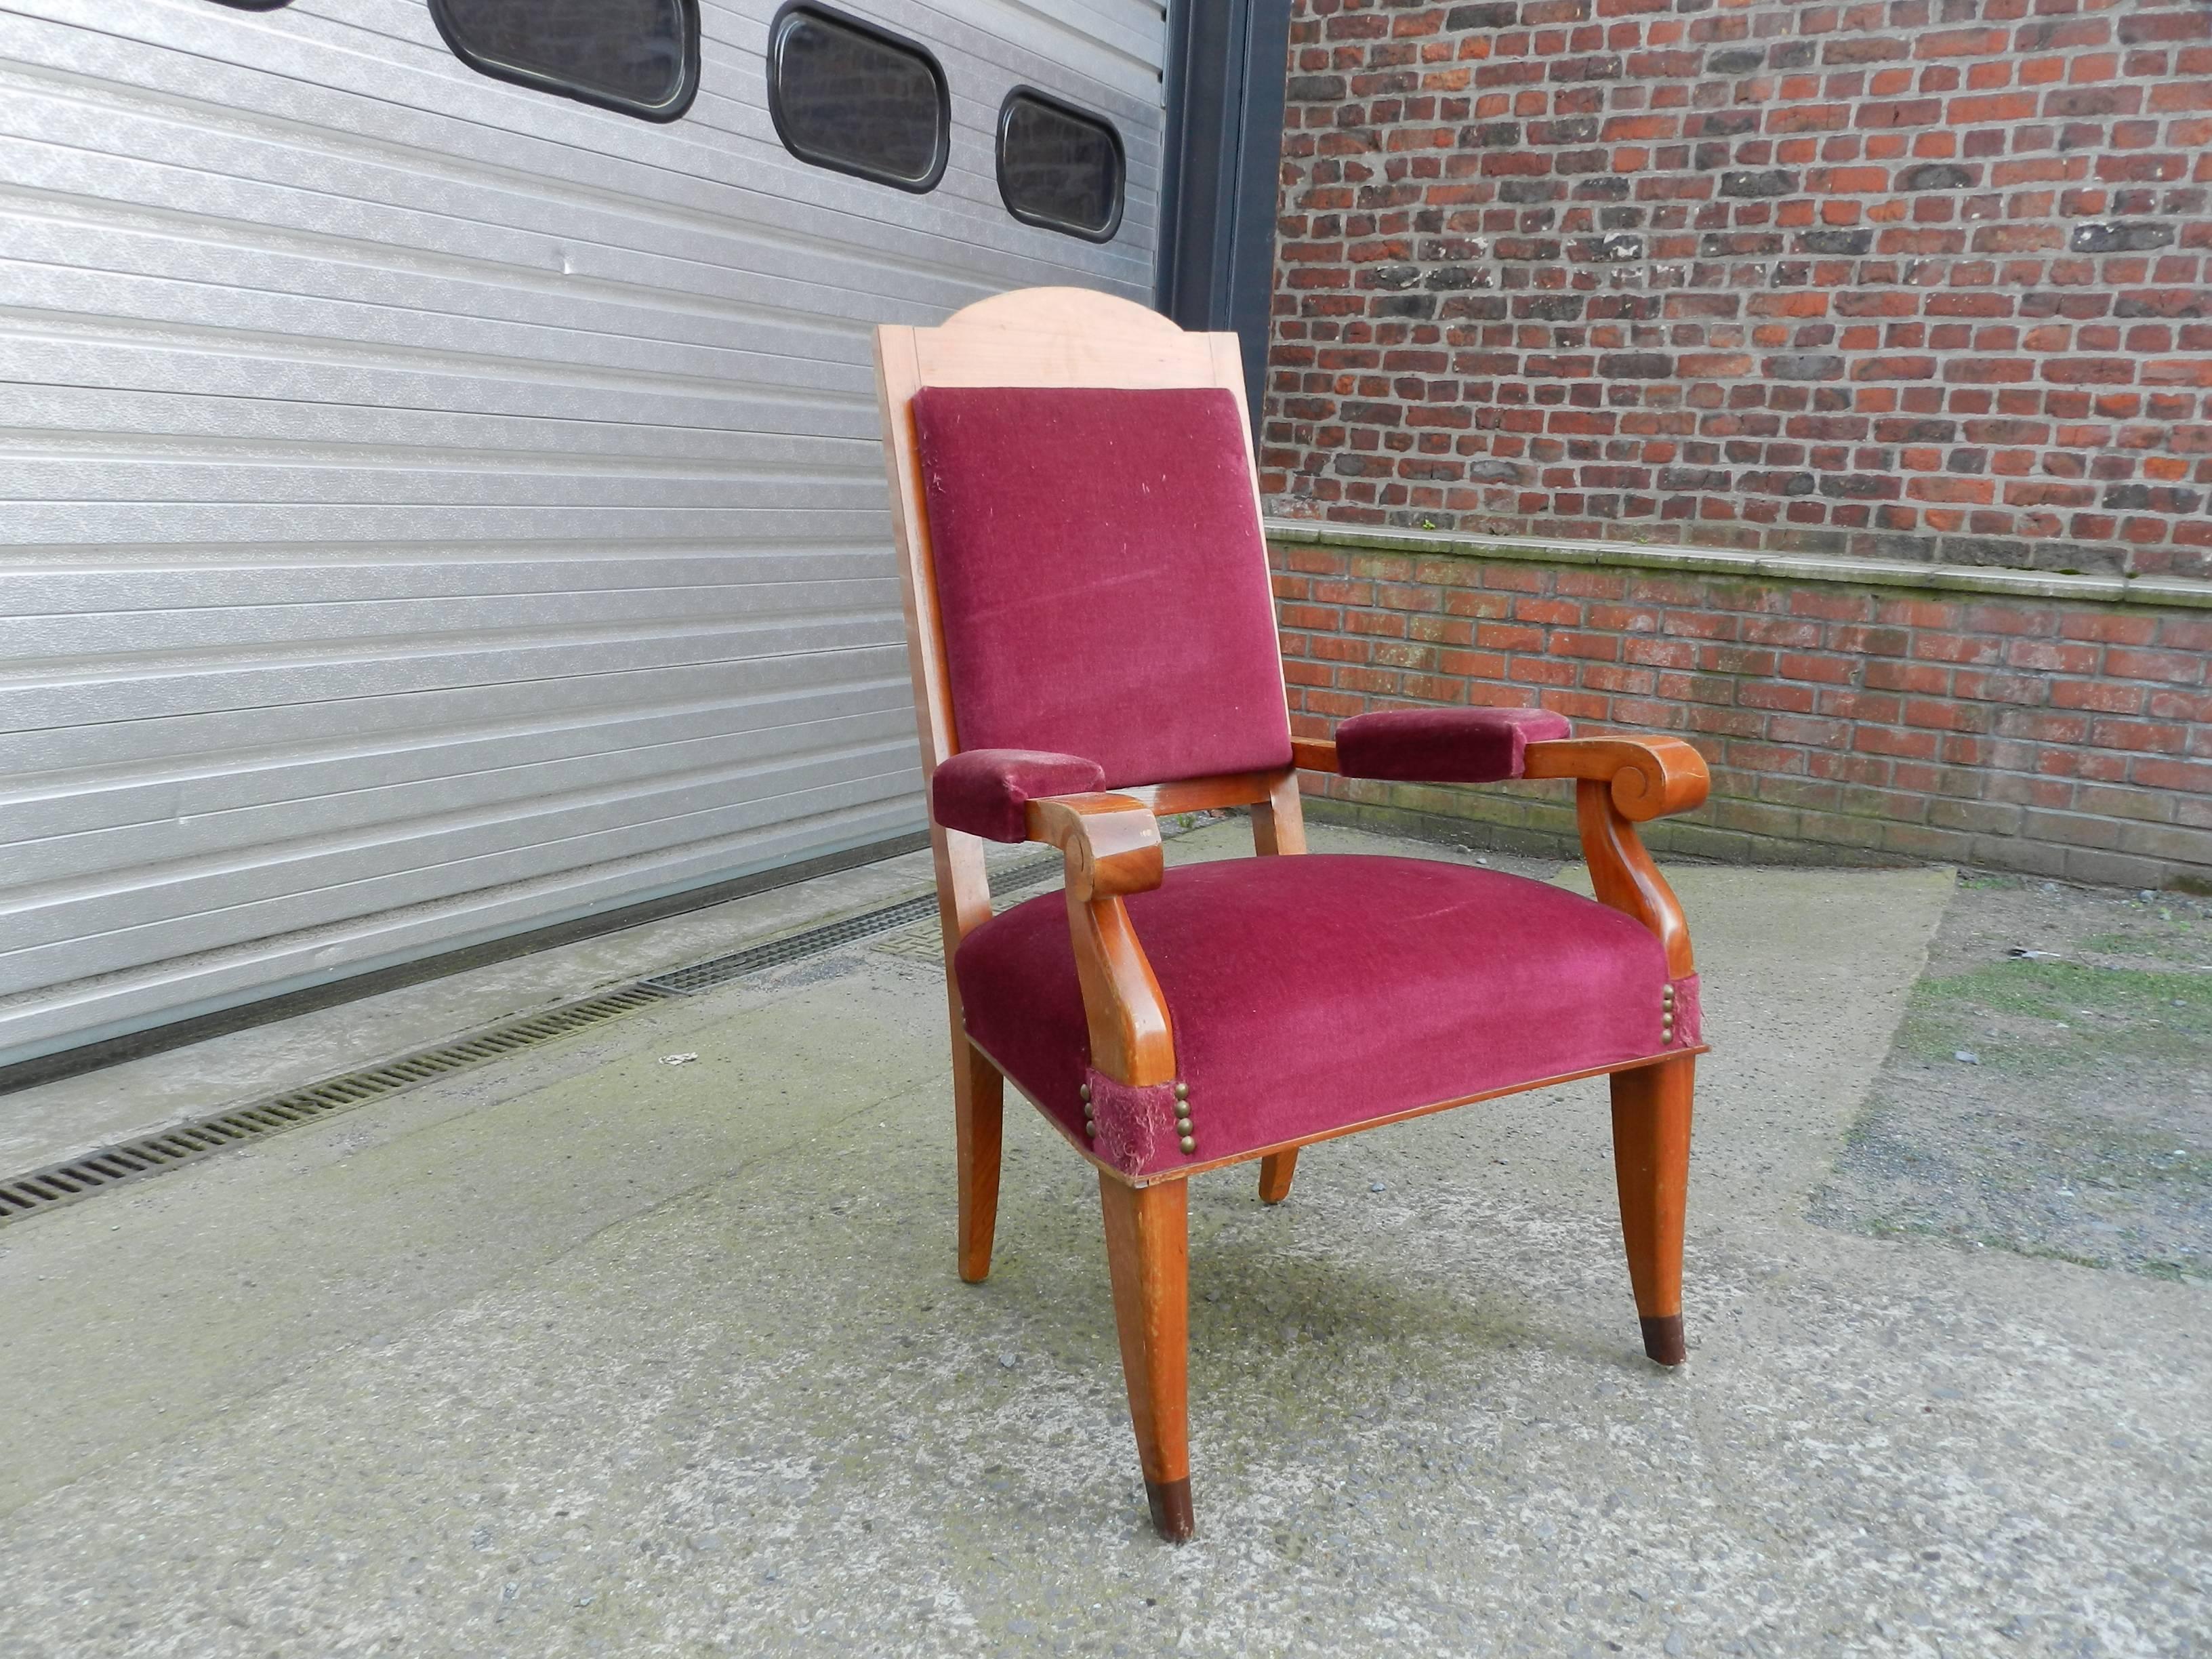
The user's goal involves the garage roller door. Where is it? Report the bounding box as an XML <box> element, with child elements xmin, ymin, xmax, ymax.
<box><xmin>0</xmin><ymin>0</ymin><xmax>1167</xmax><ymax>1068</ymax></box>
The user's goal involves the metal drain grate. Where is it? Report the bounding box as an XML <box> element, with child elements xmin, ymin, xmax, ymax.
<box><xmin>0</xmin><ymin>854</ymin><xmax>1072</xmax><ymax>1228</ymax></box>
<box><xmin>637</xmin><ymin>853</ymin><xmax>1063</xmax><ymax>995</ymax></box>
<box><xmin>0</xmin><ymin>983</ymin><xmax>674</xmax><ymax>1229</ymax></box>
<box><xmin>640</xmin><ymin>894</ymin><xmax>943</xmax><ymax>994</ymax></box>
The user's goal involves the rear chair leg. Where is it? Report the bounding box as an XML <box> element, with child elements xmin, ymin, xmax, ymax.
<box><xmin>1258</xmin><ymin>1149</ymin><xmax>1298</xmax><ymax>1205</ymax></box>
<box><xmin>954</xmin><ymin>1038</ymin><xmax>1003</xmax><ymax>1284</ymax></box>
<box><xmin>1098</xmin><ymin>1173</ymin><xmax>1193</xmax><ymax>1541</ymax></box>
<box><xmin>1610</xmin><ymin>1056</ymin><xmax>1694</xmax><ymax>1366</ymax></box>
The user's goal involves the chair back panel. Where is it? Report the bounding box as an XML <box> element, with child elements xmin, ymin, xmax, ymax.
<box><xmin>876</xmin><ymin>289</ymin><xmax>1292</xmax><ymax>790</ymax></box>
<box><xmin>910</xmin><ymin>385</ymin><xmax>1291</xmax><ymax>787</ymax></box>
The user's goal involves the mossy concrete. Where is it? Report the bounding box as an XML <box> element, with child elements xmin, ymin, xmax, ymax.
<box><xmin>0</xmin><ymin>828</ymin><xmax>2204</xmax><ymax>1658</ymax></box>
<box><xmin>1814</xmin><ymin>874</ymin><xmax>2212</xmax><ymax>1286</ymax></box>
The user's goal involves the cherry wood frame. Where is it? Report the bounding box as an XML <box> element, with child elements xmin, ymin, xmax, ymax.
<box><xmin>874</xmin><ymin>287</ymin><xmax>1710</xmax><ymax>1543</ymax></box>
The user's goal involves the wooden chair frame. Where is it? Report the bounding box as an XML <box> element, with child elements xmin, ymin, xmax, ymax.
<box><xmin>874</xmin><ymin>288</ymin><xmax>1708</xmax><ymax>1542</ymax></box>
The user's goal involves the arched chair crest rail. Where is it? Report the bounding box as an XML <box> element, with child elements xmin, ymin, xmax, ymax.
<box><xmin>873</xmin><ymin>287</ymin><xmax>1710</xmax><ymax>1543</ymax></box>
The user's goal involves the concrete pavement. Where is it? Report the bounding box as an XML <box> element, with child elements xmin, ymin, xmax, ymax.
<box><xmin>0</xmin><ymin>823</ymin><xmax>2203</xmax><ymax>1658</ymax></box>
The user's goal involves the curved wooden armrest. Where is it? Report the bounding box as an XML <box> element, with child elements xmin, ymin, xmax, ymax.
<box><xmin>1296</xmin><ymin>728</ymin><xmax>1704</xmax><ymax>976</ymax></box>
<box><xmin>1024</xmin><ymin>793</ymin><xmax>1164</xmax><ymax>900</ymax></box>
<box><xmin>1519</xmin><ymin>739</ymin><xmax>1704</xmax><ymax>974</ymax></box>
<box><xmin>1022</xmin><ymin>793</ymin><xmax>1175</xmax><ymax>1086</ymax></box>
<box><xmin>1521</xmin><ymin>736</ymin><xmax>1708</xmax><ymax>821</ymax></box>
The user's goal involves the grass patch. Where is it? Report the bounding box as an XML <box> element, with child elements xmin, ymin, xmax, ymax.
<box><xmin>1895</xmin><ymin>959</ymin><xmax>2212</xmax><ymax>1074</ymax></box>
<box><xmin>1920</xmin><ymin>958</ymin><xmax>2212</xmax><ymax>1021</ymax></box>
<box><xmin>1818</xmin><ymin>879</ymin><xmax>2211</xmax><ymax>1286</ymax></box>
<box><xmin>2075</xmin><ymin>926</ymin><xmax>2211</xmax><ymax>963</ymax></box>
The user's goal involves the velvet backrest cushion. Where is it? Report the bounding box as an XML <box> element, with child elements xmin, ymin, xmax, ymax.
<box><xmin>910</xmin><ymin>386</ymin><xmax>1292</xmax><ymax>789</ymax></box>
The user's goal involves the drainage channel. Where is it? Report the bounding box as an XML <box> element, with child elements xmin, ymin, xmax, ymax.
<box><xmin>0</xmin><ymin>853</ymin><xmax>1065</xmax><ymax>1229</ymax></box>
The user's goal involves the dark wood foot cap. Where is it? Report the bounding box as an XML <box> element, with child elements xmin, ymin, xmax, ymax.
<box><xmin>1640</xmin><ymin>1314</ymin><xmax>1686</xmax><ymax>1367</ymax></box>
<box><xmin>1145</xmin><ymin>1477</ymin><xmax>1194</xmax><ymax>1542</ymax></box>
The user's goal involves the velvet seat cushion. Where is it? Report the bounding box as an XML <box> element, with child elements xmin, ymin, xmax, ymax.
<box><xmin>956</xmin><ymin>855</ymin><xmax>1696</xmax><ymax>1179</ymax></box>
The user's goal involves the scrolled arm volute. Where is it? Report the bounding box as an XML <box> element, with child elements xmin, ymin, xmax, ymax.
<box><xmin>1519</xmin><ymin>736</ymin><xmax>1710</xmax><ymax>821</ymax></box>
<box><xmin>1023</xmin><ymin>793</ymin><xmax>1164</xmax><ymax>901</ymax></box>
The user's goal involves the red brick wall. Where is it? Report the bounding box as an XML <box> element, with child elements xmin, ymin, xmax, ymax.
<box><xmin>1264</xmin><ymin>0</ymin><xmax>2212</xmax><ymax>579</ymax></box>
<box><xmin>1273</xmin><ymin>535</ymin><xmax>2212</xmax><ymax>888</ymax></box>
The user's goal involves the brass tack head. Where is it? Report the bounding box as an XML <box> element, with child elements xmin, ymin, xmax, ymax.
<box><xmin>1179</xmin><ymin>1135</ymin><xmax>1196</xmax><ymax>1155</ymax></box>
<box><xmin>1176</xmin><ymin>1109</ymin><xmax>1192</xmax><ymax>1125</ymax></box>
<box><xmin>1079</xmin><ymin>1083</ymin><xmax>1091</xmax><ymax>1103</ymax></box>
<box><xmin>1174</xmin><ymin>1082</ymin><xmax>1189</xmax><ymax>1099</ymax></box>
<box><xmin>1084</xmin><ymin>1123</ymin><xmax>1095</xmax><ymax>1139</ymax></box>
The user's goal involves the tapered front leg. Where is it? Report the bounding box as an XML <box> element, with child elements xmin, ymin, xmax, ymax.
<box><xmin>1610</xmin><ymin>1056</ymin><xmax>1694</xmax><ymax>1366</ymax></box>
<box><xmin>1257</xmin><ymin>1149</ymin><xmax>1298</xmax><ymax>1204</ymax></box>
<box><xmin>1098</xmin><ymin>1173</ymin><xmax>1192</xmax><ymax>1541</ymax></box>
<box><xmin>954</xmin><ymin>1037</ymin><xmax>1003</xmax><ymax>1284</ymax></box>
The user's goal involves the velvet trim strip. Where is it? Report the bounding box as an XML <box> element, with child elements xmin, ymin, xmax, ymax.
<box><xmin>1665</xmin><ymin>974</ymin><xmax>1702</xmax><ymax>1049</ymax></box>
<box><xmin>1082</xmin><ymin>1069</ymin><xmax>1181</xmax><ymax>1177</ymax></box>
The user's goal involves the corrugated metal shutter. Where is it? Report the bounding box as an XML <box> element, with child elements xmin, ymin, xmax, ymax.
<box><xmin>0</xmin><ymin>0</ymin><xmax>1168</xmax><ymax>1068</ymax></box>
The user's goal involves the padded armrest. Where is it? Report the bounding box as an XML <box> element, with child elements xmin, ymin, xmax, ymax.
<box><xmin>1334</xmin><ymin>706</ymin><xmax>1572</xmax><ymax>783</ymax></box>
<box><xmin>933</xmin><ymin>748</ymin><xmax>1108</xmax><ymax>842</ymax></box>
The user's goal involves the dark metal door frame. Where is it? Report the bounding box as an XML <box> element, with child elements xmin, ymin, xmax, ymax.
<box><xmin>1156</xmin><ymin>0</ymin><xmax>1292</xmax><ymax>432</ymax></box>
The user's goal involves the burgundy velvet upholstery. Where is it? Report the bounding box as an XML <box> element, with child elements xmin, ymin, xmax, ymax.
<box><xmin>1335</xmin><ymin>705</ymin><xmax>1572</xmax><ymax>783</ymax></box>
<box><xmin>911</xmin><ymin>386</ymin><xmax>1292</xmax><ymax>788</ymax></box>
<box><xmin>956</xmin><ymin>855</ymin><xmax>1688</xmax><ymax>1178</ymax></box>
<box><xmin>932</xmin><ymin>748</ymin><xmax>1106</xmax><ymax>843</ymax></box>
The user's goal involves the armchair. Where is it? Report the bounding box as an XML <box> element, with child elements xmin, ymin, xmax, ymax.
<box><xmin>875</xmin><ymin>289</ymin><xmax>1710</xmax><ymax>1542</ymax></box>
